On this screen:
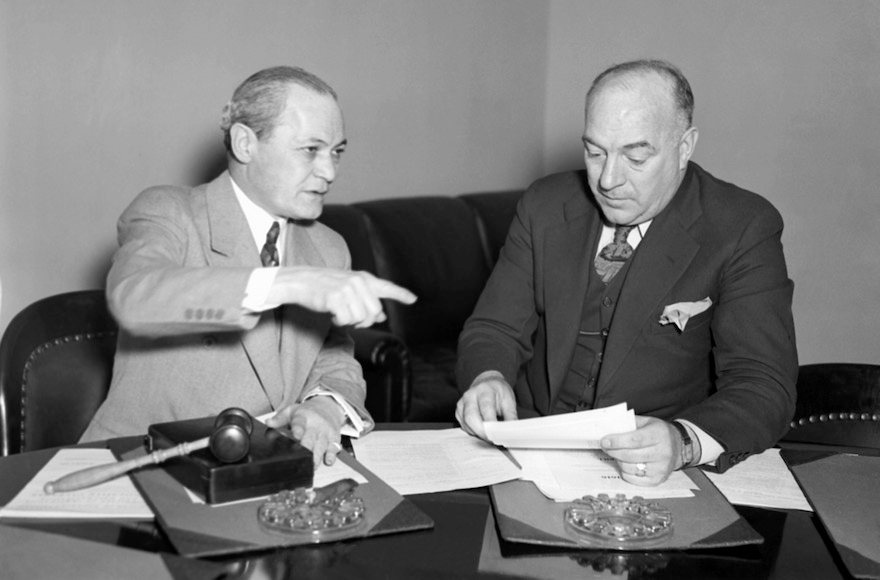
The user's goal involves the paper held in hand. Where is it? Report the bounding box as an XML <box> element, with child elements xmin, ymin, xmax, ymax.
<box><xmin>483</xmin><ymin>402</ymin><xmax>636</xmax><ymax>449</ymax></box>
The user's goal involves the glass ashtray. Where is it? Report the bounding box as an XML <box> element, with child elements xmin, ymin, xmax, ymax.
<box><xmin>564</xmin><ymin>493</ymin><xmax>673</xmax><ymax>550</ymax></box>
<box><xmin>257</xmin><ymin>478</ymin><xmax>366</xmax><ymax>542</ymax></box>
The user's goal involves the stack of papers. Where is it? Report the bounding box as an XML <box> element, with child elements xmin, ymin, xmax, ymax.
<box><xmin>704</xmin><ymin>448</ymin><xmax>812</xmax><ymax>511</ymax></box>
<box><xmin>351</xmin><ymin>429</ymin><xmax>521</xmax><ymax>495</ymax></box>
<box><xmin>0</xmin><ymin>449</ymin><xmax>153</xmax><ymax>519</ymax></box>
<box><xmin>484</xmin><ymin>403</ymin><xmax>636</xmax><ymax>449</ymax></box>
<box><xmin>510</xmin><ymin>447</ymin><xmax>697</xmax><ymax>501</ymax></box>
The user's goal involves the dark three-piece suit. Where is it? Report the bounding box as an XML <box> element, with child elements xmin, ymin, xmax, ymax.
<box><xmin>457</xmin><ymin>162</ymin><xmax>798</xmax><ymax>472</ymax></box>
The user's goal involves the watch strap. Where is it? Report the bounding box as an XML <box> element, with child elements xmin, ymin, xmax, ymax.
<box><xmin>671</xmin><ymin>420</ymin><xmax>695</xmax><ymax>468</ymax></box>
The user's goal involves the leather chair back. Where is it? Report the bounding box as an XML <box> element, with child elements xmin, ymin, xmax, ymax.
<box><xmin>0</xmin><ymin>290</ymin><xmax>117</xmax><ymax>455</ymax></box>
<box><xmin>782</xmin><ymin>363</ymin><xmax>880</xmax><ymax>448</ymax></box>
<box><xmin>320</xmin><ymin>192</ymin><xmax>522</xmax><ymax>421</ymax></box>
<box><xmin>460</xmin><ymin>190</ymin><xmax>522</xmax><ymax>266</ymax></box>
<box><xmin>354</xmin><ymin>197</ymin><xmax>493</xmax><ymax>347</ymax></box>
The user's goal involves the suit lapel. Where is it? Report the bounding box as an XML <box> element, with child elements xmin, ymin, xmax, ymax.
<box><xmin>599</xmin><ymin>166</ymin><xmax>702</xmax><ymax>388</ymax></box>
<box><xmin>205</xmin><ymin>173</ymin><xmax>286</xmax><ymax>408</ymax></box>
<box><xmin>544</xmin><ymin>193</ymin><xmax>603</xmax><ymax>404</ymax></box>
<box><xmin>279</xmin><ymin>221</ymin><xmax>330</xmax><ymax>398</ymax></box>
<box><xmin>205</xmin><ymin>172</ymin><xmax>258</xmax><ymax>264</ymax></box>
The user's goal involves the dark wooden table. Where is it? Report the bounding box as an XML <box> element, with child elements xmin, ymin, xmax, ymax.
<box><xmin>0</xmin><ymin>433</ymin><xmax>861</xmax><ymax>579</ymax></box>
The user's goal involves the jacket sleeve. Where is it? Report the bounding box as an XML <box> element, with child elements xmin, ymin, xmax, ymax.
<box><xmin>679</xmin><ymin>204</ymin><xmax>798</xmax><ymax>472</ymax></box>
<box><xmin>456</xmin><ymin>186</ymin><xmax>542</xmax><ymax>391</ymax></box>
<box><xmin>106</xmin><ymin>187</ymin><xmax>257</xmax><ymax>336</ymax></box>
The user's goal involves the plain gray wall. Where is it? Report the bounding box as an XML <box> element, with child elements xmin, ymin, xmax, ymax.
<box><xmin>542</xmin><ymin>1</ymin><xmax>879</xmax><ymax>365</ymax></box>
<box><xmin>1</xmin><ymin>0</ymin><xmax>877</xmax><ymax>366</ymax></box>
<box><xmin>0</xmin><ymin>0</ymin><xmax>548</xmax><ymax>331</ymax></box>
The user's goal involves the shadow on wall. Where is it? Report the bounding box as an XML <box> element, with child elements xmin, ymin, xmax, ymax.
<box><xmin>85</xmin><ymin>245</ymin><xmax>117</xmax><ymax>292</ymax></box>
<box><xmin>189</xmin><ymin>143</ymin><xmax>228</xmax><ymax>187</ymax></box>
<box><xmin>82</xmin><ymin>145</ymin><xmax>228</xmax><ymax>297</ymax></box>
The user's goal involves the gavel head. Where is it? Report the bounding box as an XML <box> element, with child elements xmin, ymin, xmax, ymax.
<box><xmin>209</xmin><ymin>407</ymin><xmax>254</xmax><ymax>463</ymax></box>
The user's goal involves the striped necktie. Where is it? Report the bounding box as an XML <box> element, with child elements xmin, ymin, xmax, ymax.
<box><xmin>260</xmin><ymin>221</ymin><xmax>280</xmax><ymax>267</ymax></box>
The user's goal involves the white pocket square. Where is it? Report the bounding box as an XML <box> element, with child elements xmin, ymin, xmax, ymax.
<box><xmin>659</xmin><ymin>297</ymin><xmax>712</xmax><ymax>332</ymax></box>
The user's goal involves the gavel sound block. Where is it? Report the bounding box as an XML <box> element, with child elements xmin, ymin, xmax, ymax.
<box><xmin>148</xmin><ymin>412</ymin><xmax>314</xmax><ymax>504</ymax></box>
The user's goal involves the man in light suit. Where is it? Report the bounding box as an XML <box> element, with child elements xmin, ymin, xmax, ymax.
<box><xmin>455</xmin><ymin>60</ymin><xmax>797</xmax><ymax>484</ymax></box>
<box><xmin>82</xmin><ymin>66</ymin><xmax>416</xmax><ymax>466</ymax></box>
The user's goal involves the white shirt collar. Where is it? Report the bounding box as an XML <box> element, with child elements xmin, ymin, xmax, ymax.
<box><xmin>229</xmin><ymin>175</ymin><xmax>286</xmax><ymax>263</ymax></box>
<box><xmin>596</xmin><ymin>219</ymin><xmax>652</xmax><ymax>258</ymax></box>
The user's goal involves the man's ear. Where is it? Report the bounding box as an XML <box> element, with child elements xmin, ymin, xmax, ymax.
<box><xmin>678</xmin><ymin>126</ymin><xmax>699</xmax><ymax>170</ymax></box>
<box><xmin>229</xmin><ymin>123</ymin><xmax>258</xmax><ymax>164</ymax></box>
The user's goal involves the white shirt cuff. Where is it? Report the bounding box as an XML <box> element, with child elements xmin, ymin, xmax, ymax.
<box><xmin>303</xmin><ymin>388</ymin><xmax>367</xmax><ymax>438</ymax></box>
<box><xmin>242</xmin><ymin>267</ymin><xmax>281</xmax><ymax>313</ymax></box>
<box><xmin>678</xmin><ymin>419</ymin><xmax>724</xmax><ymax>466</ymax></box>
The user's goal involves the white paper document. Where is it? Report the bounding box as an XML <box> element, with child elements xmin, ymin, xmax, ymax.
<box><xmin>483</xmin><ymin>403</ymin><xmax>636</xmax><ymax>449</ymax></box>
<box><xmin>703</xmin><ymin>448</ymin><xmax>812</xmax><ymax>511</ymax></box>
<box><xmin>509</xmin><ymin>447</ymin><xmax>697</xmax><ymax>501</ymax></box>
<box><xmin>351</xmin><ymin>429</ymin><xmax>522</xmax><ymax>495</ymax></box>
<box><xmin>0</xmin><ymin>449</ymin><xmax>153</xmax><ymax>519</ymax></box>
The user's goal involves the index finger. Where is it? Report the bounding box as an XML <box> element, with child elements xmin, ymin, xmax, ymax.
<box><xmin>370</xmin><ymin>278</ymin><xmax>417</xmax><ymax>304</ymax></box>
<box><xmin>600</xmin><ymin>429</ymin><xmax>645</xmax><ymax>452</ymax></box>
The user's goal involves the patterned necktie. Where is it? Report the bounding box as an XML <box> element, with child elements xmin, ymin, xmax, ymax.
<box><xmin>594</xmin><ymin>225</ymin><xmax>634</xmax><ymax>283</ymax></box>
<box><xmin>260</xmin><ymin>221</ymin><xmax>280</xmax><ymax>267</ymax></box>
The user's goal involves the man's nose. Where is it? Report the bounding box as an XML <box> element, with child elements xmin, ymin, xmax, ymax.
<box><xmin>599</xmin><ymin>157</ymin><xmax>625</xmax><ymax>191</ymax></box>
<box><xmin>314</xmin><ymin>154</ymin><xmax>338</xmax><ymax>183</ymax></box>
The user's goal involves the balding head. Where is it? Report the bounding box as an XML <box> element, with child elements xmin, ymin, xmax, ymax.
<box><xmin>586</xmin><ymin>60</ymin><xmax>694</xmax><ymax>138</ymax></box>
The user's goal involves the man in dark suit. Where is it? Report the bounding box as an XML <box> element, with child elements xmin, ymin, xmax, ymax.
<box><xmin>81</xmin><ymin>66</ymin><xmax>415</xmax><ymax>467</ymax></box>
<box><xmin>455</xmin><ymin>60</ymin><xmax>797</xmax><ymax>485</ymax></box>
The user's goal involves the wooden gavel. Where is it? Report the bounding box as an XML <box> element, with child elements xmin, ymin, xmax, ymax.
<box><xmin>44</xmin><ymin>407</ymin><xmax>254</xmax><ymax>494</ymax></box>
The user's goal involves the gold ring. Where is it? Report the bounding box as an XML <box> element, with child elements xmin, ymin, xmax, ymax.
<box><xmin>635</xmin><ymin>462</ymin><xmax>647</xmax><ymax>477</ymax></box>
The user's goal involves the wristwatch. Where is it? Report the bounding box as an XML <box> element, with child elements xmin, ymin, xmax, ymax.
<box><xmin>671</xmin><ymin>421</ymin><xmax>695</xmax><ymax>468</ymax></box>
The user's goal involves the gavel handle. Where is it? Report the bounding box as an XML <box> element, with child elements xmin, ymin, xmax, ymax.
<box><xmin>43</xmin><ymin>437</ymin><xmax>211</xmax><ymax>494</ymax></box>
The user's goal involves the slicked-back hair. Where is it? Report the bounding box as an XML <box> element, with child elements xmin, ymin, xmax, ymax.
<box><xmin>587</xmin><ymin>59</ymin><xmax>694</xmax><ymax>132</ymax></box>
<box><xmin>220</xmin><ymin>66</ymin><xmax>337</xmax><ymax>152</ymax></box>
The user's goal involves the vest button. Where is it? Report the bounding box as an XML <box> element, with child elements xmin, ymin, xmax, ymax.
<box><xmin>602</xmin><ymin>296</ymin><xmax>613</xmax><ymax>307</ymax></box>
<box><xmin>601</xmin><ymin>328</ymin><xmax>609</xmax><ymax>337</ymax></box>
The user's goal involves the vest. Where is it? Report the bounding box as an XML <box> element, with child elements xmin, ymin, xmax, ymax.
<box><xmin>552</xmin><ymin>252</ymin><xmax>633</xmax><ymax>413</ymax></box>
